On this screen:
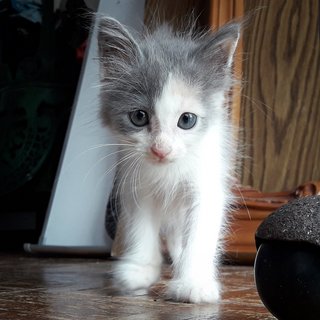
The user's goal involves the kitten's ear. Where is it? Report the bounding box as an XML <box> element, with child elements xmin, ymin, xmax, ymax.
<box><xmin>215</xmin><ymin>22</ymin><xmax>241</xmax><ymax>67</ymax></box>
<box><xmin>98</xmin><ymin>17</ymin><xmax>141</xmax><ymax>73</ymax></box>
<box><xmin>196</xmin><ymin>22</ymin><xmax>241</xmax><ymax>69</ymax></box>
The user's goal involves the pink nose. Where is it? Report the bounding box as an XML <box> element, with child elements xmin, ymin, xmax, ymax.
<box><xmin>150</xmin><ymin>146</ymin><xmax>170</xmax><ymax>160</ymax></box>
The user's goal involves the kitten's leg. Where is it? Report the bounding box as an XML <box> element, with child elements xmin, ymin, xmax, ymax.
<box><xmin>166</xmin><ymin>222</ymin><xmax>183</xmax><ymax>263</ymax></box>
<box><xmin>114</xmin><ymin>200</ymin><xmax>162</xmax><ymax>294</ymax></box>
<box><xmin>167</xmin><ymin>190</ymin><xmax>226</xmax><ymax>304</ymax></box>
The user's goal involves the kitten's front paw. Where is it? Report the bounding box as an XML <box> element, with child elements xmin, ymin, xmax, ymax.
<box><xmin>114</xmin><ymin>260</ymin><xmax>161</xmax><ymax>294</ymax></box>
<box><xmin>167</xmin><ymin>279</ymin><xmax>220</xmax><ymax>304</ymax></box>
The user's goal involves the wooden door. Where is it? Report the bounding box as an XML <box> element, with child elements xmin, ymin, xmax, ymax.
<box><xmin>239</xmin><ymin>0</ymin><xmax>320</xmax><ymax>192</ymax></box>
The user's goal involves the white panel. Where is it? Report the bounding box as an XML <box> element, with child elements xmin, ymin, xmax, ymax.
<box><xmin>25</xmin><ymin>0</ymin><xmax>145</xmax><ymax>253</ymax></box>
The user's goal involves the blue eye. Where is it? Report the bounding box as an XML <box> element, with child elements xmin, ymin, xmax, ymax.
<box><xmin>177</xmin><ymin>112</ymin><xmax>197</xmax><ymax>130</ymax></box>
<box><xmin>129</xmin><ymin>110</ymin><xmax>149</xmax><ymax>127</ymax></box>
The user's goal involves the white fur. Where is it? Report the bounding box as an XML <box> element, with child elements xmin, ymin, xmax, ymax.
<box><xmin>113</xmin><ymin>74</ymin><xmax>233</xmax><ymax>304</ymax></box>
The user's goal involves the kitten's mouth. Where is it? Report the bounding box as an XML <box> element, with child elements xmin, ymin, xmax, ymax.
<box><xmin>147</xmin><ymin>153</ymin><xmax>173</xmax><ymax>165</ymax></box>
<box><xmin>149</xmin><ymin>156</ymin><xmax>170</xmax><ymax>164</ymax></box>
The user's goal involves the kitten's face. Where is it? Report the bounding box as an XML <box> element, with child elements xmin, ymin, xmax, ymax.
<box><xmin>98</xmin><ymin>17</ymin><xmax>239</xmax><ymax>166</ymax></box>
<box><xmin>127</xmin><ymin>74</ymin><xmax>209</xmax><ymax>165</ymax></box>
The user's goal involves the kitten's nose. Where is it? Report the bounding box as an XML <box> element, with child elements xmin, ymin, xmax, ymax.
<box><xmin>150</xmin><ymin>146</ymin><xmax>171</xmax><ymax>160</ymax></box>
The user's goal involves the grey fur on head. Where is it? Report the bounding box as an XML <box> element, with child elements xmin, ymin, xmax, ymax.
<box><xmin>98</xmin><ymin>16</ymin><xmax>240</xmax><ymax>134</ymax></box>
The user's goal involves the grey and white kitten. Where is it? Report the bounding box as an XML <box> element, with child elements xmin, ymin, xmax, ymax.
<box><xmin>98</xmin><ymin>16</ymin><xmax>240</xmax><ymax>304</ymax></box>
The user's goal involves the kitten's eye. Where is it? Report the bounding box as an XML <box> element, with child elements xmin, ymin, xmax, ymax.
<box><xmin>177</xmin><ymin>112</ymin><xmax>197</xmax><ymax>130</ymax></box>
<box><xmin>129</xmin><ymin>110</ymin><xmax>149</xmax><ymax>127</ymax></box>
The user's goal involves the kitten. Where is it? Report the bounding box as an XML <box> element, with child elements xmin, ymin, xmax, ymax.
<box><xmin>98</xmin><ymin>16</ymin><xmax>240</xmax><ymax>304</ymax></box>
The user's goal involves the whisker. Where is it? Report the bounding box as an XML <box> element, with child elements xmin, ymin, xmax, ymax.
<box><xmin>233</xmin><ymin>184</ymin><xmax>251</xmax><ymax>220</ymax></box>
<box><xmin>63</xmin><ymin>142</ymin><xmax>135</xmax><ymax>173</ymax></box>
<box><xmin>95</xmin><ymin>151</ymin><xmax>137</xmax><ymax>189</ymax></box>
<box><xmin>82</xmin><ymin>147</ymin><xmax>134</xmax><ymax>183</ymax></box>
<box><xmin>110</xmin><ymin>150</ymin><xmax>140</xmax><ymax>201</ymax></box>
<box><xmin>241</xmin><ymin>94</ymin><xmax>274</xmax><ymax>123</ymax></box>
<box><xmin>131</xmin><ymin>155</ymin><xmax>144</xmax><ymax>210</ymax></box>
<box><xmin>117</xmin><ymin>153</ymin><xmax>140</xmax><ymax>216</ymax></box>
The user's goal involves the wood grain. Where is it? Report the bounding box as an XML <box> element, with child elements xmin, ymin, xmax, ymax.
<box><xmin>240</xmin><ymin>0</ymin><xmax>320</xmax><ymax>192</ymax></box>
<box><xmin>0</xmin><ymin>253</ymin><xmax>275</xmax><ymax>319</ymax></box>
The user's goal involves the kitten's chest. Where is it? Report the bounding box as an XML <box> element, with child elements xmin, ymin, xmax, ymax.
<box><xmin>118</xmin><ymin>157</ymin><xmax>197</xmax><ymax>210</ymax></box>
<box><xmin>140</xmin><ymin>172</ymin><xmax>194</xmax><ymax>209</ymax></box>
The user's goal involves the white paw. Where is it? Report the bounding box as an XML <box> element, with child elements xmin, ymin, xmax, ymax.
<box><xmin>114</xmin><ymin>260</ymin><xmax>161</xmax><ymax>294</ymax></box>
<box><xmin>167</xmin><ymin>278</ymin><xmax>220</xmax><ymax>304</ymax></box>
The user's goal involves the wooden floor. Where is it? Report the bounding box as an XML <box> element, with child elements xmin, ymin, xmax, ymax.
<box><xmin>0</xmin><ymin>253</ymin><xmax>274</xmax><ymax>320</ymax></box>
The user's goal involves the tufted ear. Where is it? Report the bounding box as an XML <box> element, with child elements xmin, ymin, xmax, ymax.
<box><xmin>195</xmin><ymin>21</ymin><xmax>241</xmax><ymax>70</ymax></box>
<box><xmin>98</xmin><ymin>17</ymin><xmax>142</xmax><ymax>76</ymax></box>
